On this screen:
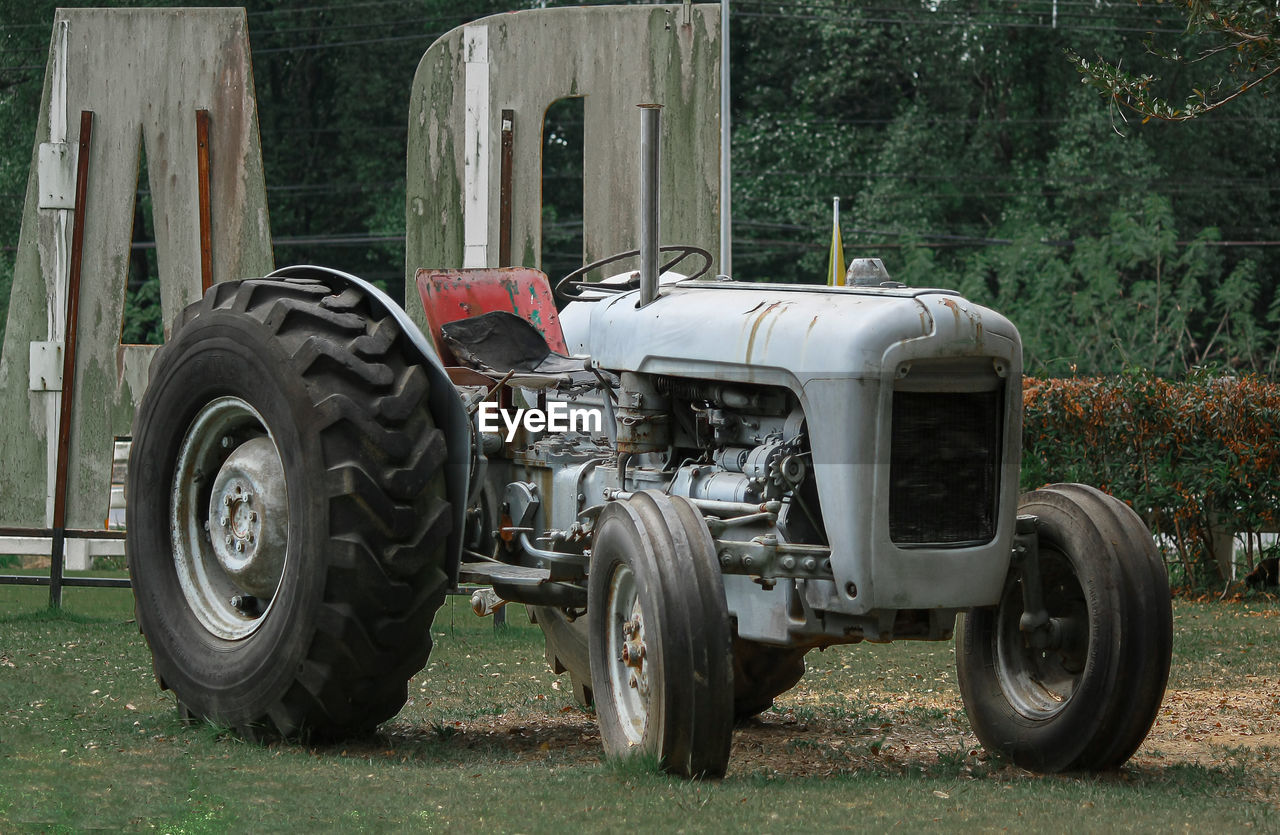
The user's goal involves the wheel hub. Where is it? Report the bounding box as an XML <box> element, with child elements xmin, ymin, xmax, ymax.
<box><xmin>621</xmin><ymin>614</ymin><xmax>649</xmax><ymax>698</ymax></box>
<box><xmin>605</xmin><ymin>563</ymin><xmax>649</xmax><ymax>745</ymax></box>
<box><xmin>207</xmin><ymin>436</ymin><xmax>289</xmax><ymax>599</ymax></box>
<box><xmin>171</xmin><ymin>396</ymin><xmax>290</xmax><ymax>640</ymax></box>
<box><xmin>995</xmin><ymin>546</ymin><xmax>1088</xmax><ymax>718</ymax></box>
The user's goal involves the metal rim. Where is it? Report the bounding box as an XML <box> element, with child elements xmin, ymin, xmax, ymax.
<box><xmin>994</xmin><ymin>546</ymin><xmax>1089</xmax><ymax>720</ymax></box>
<box><xmin>604</xmin><ymin>562</ymin><xmax>649</xmax><ymax>746</ymax></box>
<box><xmin>170</xmin><ymin>396</ymin><xmax>291</xmax><ymax>640</ymax></box>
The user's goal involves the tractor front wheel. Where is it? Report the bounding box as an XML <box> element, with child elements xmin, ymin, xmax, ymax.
<box><xmin>587</xmin><ymin>491</ymin><xmax>733</xmax><ymax>777</ymax></box>
<box><xmin>956</xmin><ymin>483</ymin><xmax>1171</xmax><ymax>771</ymax></box>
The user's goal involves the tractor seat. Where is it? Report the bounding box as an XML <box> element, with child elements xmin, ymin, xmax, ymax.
<box><xmin>440</xmin><ymin>311</ymin><xmax>589</xmax><ymax>381</ymax></box>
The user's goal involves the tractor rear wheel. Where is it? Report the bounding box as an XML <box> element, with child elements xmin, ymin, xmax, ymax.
<box><xmin>956</xmin><ymin>484</ymin><xmax>1171</xmax><ymax>771</ymax></box>
<box><xmin>588</xmin><ymin>491</ymin><xmax>734</xmax><ymax>777</ymax></box>
<box><xmin>127</xmin><ymin>277</ymin><xmax>451</xmax><ymax>739</ymax></box>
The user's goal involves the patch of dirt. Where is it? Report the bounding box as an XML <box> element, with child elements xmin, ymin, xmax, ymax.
<box><xmin>379</xmin><ymin>679</ymin><xmax>1280</xmax><ymax>783</ymax></box>
<box><xmin>1138</xmin><ymin>682</ymin><xmax>1280</xmax><ymax>762</ymax></box>
<box><xmin>382</xmin><ymin>709</ymin><xmax>605</xmax><ymax>766</ymax></box>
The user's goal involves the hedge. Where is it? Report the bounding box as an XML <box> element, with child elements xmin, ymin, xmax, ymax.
<box><xmin>1021</xmin><ymin>371</ymin><xmax>1280</xmax><ymax>588</ymax></box>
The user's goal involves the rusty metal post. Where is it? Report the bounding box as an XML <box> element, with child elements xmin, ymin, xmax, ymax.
<box><xmin>638</xmin><ymin>104</ymin><xmax>661</xmax><ymax>308</ymax></box>
<box><xmin>499</xmin><ymin>109</ymin><xmax>514</xmax><ymax>267</ymax></box>
<box><xmin>196</xmin><ymin>109</ymin><xmax>214</xmax><ymax>293</ymax></box>
<box><xmin>49</xmin><ymin>110</ymin><xmax>94</xmax><ymax>608</ymax></box>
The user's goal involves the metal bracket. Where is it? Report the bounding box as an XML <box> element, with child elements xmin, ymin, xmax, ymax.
<box><xmin>37</xmin><ymin>142</ymin><xmax>77</xmax><ymax>209</ymax></box>
<box><xmin>502</xmin><ymin>481</ymin><xmax>540</xmax><ymax>530</ymax></box>
<box><xmin>28</xmin><ymin>342</ymin><xmax>63</xmax><ymax>391</ymax></box>
<box><xmin>1014</xmin><ymin>514</ymin><xmax>1051</xmax><ymax>636</ymax></box>
<box><xmin>715</xmin><ymin>537</ymin><xmax>833</xmax><ymax>586</ymax></box>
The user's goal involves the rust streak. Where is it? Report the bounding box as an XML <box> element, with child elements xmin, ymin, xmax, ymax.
<box><xmin>744</xmin><ymin>300</ymin><xmax>791</xmax><ymax>361</ymax></box>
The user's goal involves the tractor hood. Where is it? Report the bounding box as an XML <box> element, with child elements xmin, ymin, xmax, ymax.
<box><xmin>584</xmin><ymin>281</ymin><xmax>1019</xmax><ymax>385</ymax></box>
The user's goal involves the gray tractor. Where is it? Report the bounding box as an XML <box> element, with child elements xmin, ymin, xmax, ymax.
<box><xmin>127</xmin><ymin>111</ymin><xmax>1170</xmax><ymax>779</ymax></box>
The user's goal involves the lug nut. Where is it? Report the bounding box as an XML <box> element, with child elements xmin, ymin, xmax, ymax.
<box><xmin>803</xmin><ymin>557</ymin><xmax>818</xmax><ymax>572</ymax></box>
<box><xmin>780</xmin><ymin>556</ymin><xmax>796</xmax><ymax>571</ymax></box>
<box><xmin>220</xmin><ymin>515</ymin><xmax>229</xmax><ymax>528</ymax></box>
<box><xmin>628</xmin><ymin>674</ymin><xmax>638</xmax><ymax>689</ymax></box>
<box><xmin>235</xmin><ymin>541</ymin><xmax>245</xmax><ymax>553</ymax></box>
<box><xmin>224</xmin><ymin>535</ymin><xmax>233</xmax><ymax>547</ymax></box>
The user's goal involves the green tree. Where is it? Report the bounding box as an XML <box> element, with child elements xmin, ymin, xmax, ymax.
<box><xmin>730</xmin><ymin>0</ymin><xmax>1279</xmax><ymax>375</ymax></box>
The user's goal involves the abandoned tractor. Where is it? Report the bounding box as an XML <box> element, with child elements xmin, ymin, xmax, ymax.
<box><xmin>127</xmin><ymin>112</ymin><xmax>1171</xmax><ymax>779</ymax></box>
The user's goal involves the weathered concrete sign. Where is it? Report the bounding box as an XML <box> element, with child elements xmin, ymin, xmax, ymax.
<box><xmin>405</xmin><ymin>3</ymin><xmax>722</xmax><ymax>316</ymax></box>
<box><xmin>0</xmin><ymin>4</ymin><xmax>722</xmax><ymax>555</ymax></box>
<box><xmin>0</xmin><ymin>8</ymin><xmax>272</xmax><ymax>535</ymax></box>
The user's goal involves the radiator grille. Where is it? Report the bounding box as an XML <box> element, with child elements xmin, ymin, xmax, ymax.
<box><xmin>889</xmin><ymin>389</ymin><xmax>1002</xmax><ymax>546</ymax></box>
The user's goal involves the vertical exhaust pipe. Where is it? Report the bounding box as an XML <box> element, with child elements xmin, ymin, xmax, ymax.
<box><xmin>638</xmin><ymin>104</ymin><xmax>661</xmax><ymax>307</ymax></box>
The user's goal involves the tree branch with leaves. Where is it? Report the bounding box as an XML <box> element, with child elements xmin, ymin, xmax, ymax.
<box><xmin>1070</xmin><ymin>0</ymin><xmax>1279</xmax><ymax>122</ymax></box>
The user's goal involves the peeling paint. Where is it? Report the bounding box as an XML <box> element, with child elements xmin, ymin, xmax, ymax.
<box><xmin>405</xmin><ymin>4</ymin><xmax>721</xmax><ymax>341</ymax></box>
<box><xmin>0</xmin><ymin>9</ymin><xmax>271</xmax><ymax>528</ymax></box>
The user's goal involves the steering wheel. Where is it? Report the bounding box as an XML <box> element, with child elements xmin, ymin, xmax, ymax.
<box><xmin>554</xmin><ymin>245</ymin><xmax>713</xmax><ymax>304</ymax></box>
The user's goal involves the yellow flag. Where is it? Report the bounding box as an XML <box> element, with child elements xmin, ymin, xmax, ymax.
<box><xmin>827</xmin><ymin>196</ymin><xmax>845</xmax><ymax>286</ymax></box>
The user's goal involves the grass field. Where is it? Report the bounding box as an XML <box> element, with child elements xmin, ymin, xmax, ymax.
<box><xmin>1</xmin><ymin>574</ymin><xmax>1277</xmax><ymax>831</ymax></box>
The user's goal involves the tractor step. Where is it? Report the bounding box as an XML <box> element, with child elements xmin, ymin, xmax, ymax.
<box><xmin>458</xmin><ymin>561</ymin><xmax>551</xmax><ymax>588</ymax></box>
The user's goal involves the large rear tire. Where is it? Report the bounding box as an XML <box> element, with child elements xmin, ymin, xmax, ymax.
<box><xmin>588</xmin><ymin>491</ymin><xmax>734</xmax><ymax>777</ymax></box>
<box><xmin>956</xmin><ymin>483</ymin><xmax>1171</xmax><ymax>772</ymax></box>
<box><xmin>127</xmin><ymin>277</ymin><xmax>451</xmax><ymax>739</ymax></box>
